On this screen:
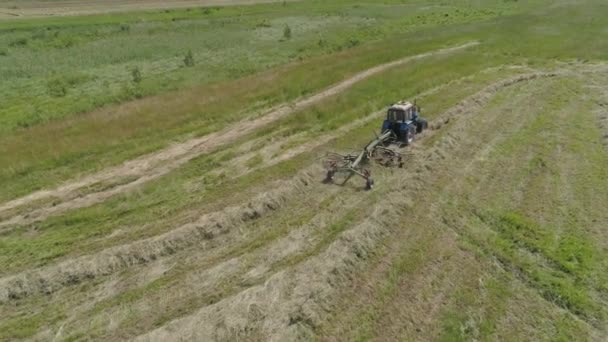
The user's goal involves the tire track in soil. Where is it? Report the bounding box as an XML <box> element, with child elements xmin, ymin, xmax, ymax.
<box><xmin>0</xmin><ymin>42</ymin><xmax>479</xmax><ymax>230</ymax></box>
<box><xmin>0</xmin><ymin>0</ymin><xmax>301</xmax><ymax>18</ymax></box>
<box><xmin>0</xmin><ymin>70</ymin><xmax>557</xmax><ymax>308</ymax></box>
<box><xmin>129</xmin><ymin>72</ymin><xmax>561</xmax><ymax>341</ymax></box>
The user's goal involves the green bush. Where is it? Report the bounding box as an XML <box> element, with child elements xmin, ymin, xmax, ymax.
<box><xmin>46</xmin><ymin>73</ymin><xmax>93</xmax><ymax>97</ymax></box>
<box><xmin>9</xmin><ymin>37</ymin><xmax>28</xmax><ymax>47</ymax></box>
<box><xmin>131</xmin><ymin>66</ymin><xmax>143</xmax><ymax>84</ymax></box>
<box><xmin>255</xmin><ymin>19</ymin><xmax>272</xmax><ymax>28</ymax></box>
<box><xmin>50</xmin><ymin>35</ymin><xmax>76</xmax><ymax>49</ymax></box>
<box><xmin>183</xmin><ymin>49</ymin><xmax>195</xmax><ymax>67</ymax></box>
<box><xmin>47</xmin><ymin>78</ymin><xmax>68</xmax><ymax>97</ymax></box>
<box><xmin>347</xmin><ymin>38</ymin><xmax>361</xmax><ymax>48</ymax></box>
<box><xmin>283</xmin><ymin>24</ymin><xmax>292</xmax><ymax>40</ymax></box>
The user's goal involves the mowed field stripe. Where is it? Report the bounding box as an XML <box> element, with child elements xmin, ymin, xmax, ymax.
<box><xmin>0</xmin><ymin>41</ymin><xmax>479</xmax><ymax>229</ymax></box>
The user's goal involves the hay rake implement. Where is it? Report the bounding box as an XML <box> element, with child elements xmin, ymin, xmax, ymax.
<box><xmin>323</xmin><ymin>131</ymin><xmax>410</xmax><ymax>189</ymax></box>
<box><xmin>323</xmin><ymin>100</ymin><xmax>426</xmax><ymax>189</ymax></box>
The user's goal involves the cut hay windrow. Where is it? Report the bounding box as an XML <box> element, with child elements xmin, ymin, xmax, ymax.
<box><xmin>0</xmin><ymin>70</ymin><xmax>562</xmax><ymax>306</ymax></box>
<box><xmin>0</xmin><ymin>170</ymin><xmax>317</xmax><ymax>302</ymax></box>
<box><xmin>132</xmin><ymin>69</ymin><xmax>536</xmax><ymax>341</ymax></box>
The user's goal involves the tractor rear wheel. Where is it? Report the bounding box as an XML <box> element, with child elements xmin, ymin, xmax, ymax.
<box><xmin>416</xmin><ymin>119</ymin><xmax>428</xmax><ymax>133</ymax></box>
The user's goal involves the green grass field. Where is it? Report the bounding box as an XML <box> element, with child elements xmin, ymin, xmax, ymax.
<box><xmin>1</xmin><ymin>0</ymin><xmax>608</xmax><ymax>340</ymax></box>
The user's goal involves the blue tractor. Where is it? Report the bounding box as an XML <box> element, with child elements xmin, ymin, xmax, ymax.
<box><xmin>381</xmin><ymin>101</ymin><xmax>428</xmax><ymax>146</ymax></box>
<box><xmin>323</xmin><ymin>101</ymin><xmax>428</xmax><ymax>190</ymax></box>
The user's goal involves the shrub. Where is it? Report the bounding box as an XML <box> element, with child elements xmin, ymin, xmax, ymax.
<box><xmin>131</xmin><ymin>66</ymin><xmax>142</xmax><ymax>84</ymax></box>
<box><xmin>47</xmin><ymin>78</ymin><xmax>68</xmax><ymax>97</ymax></box>
<box><xmin>346</xmin><ymin>38</ymin><xmax>360</xmax><ymax>48</ymax></box>
<box><xmin>0</xmin><ymin>49</ymin><xmax>8</xmax><ymax>56</ymax></box>
<box><xmin>283</xmin><ymin>24</ymin><xmax>292</xmax><ymax>40</ymax></box>
<box><xmin>9</xmin><ymin>37</ymin><xmax>28</xmax><ymax>47</ymax></box>
<box><xmin>51</xmin><ymin>35</ymin><xmax>76</xmax><ymax>49</ymax></box>
<box><xmin>16</xmin><ymin>112</ymin><xmax>44</xmax><ymax>129</ymax></box>
<box><xmin>256</xmin><ymin>20</ymin><xmax>272</xmax><ymax>28</ymax></box>
<box><xmin>183</xmin><ymin>49</ymin><xmax>195</xmax><ymax>67</ymax></box>
<box><xmin>118</xmin><ymin>84</ymin><xmax>143</xmax><ymax>101</ymax></box>
<box><xmin>46</xmin><ymin>73</ymin><xmax>92</xmax><ymax>97</ymax></box>
<box><xmin>31</xmin><ymin>30</ymin><xmax>47</xmax><ymax>40</ymax></box>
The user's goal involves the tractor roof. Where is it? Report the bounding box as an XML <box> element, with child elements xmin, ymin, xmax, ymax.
<box><xmin>389</xmin><ymin>101</ymin><xmax>414</xmax><ymax>111</ymax></box>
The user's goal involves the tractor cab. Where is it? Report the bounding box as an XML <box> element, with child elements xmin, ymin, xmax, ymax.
<box><xmin>381</xmin><ymin>101</ymin><xmax>426</xmax><ymax>145</ymax></box>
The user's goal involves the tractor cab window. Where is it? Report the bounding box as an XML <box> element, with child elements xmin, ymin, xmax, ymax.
<box><xmin>397</xmin><ymin>110</ymin><xmax>405</xmax><ymax>121</ymax></box>
<box><xmin>387</xmin><ymin>109</ymin><xmax>405</xmax><ymax>122</ymax></box>
<box><xmin>405</xmin><ymin>108</ymin><xmax>411</xmax><ymax>121</ymax></box>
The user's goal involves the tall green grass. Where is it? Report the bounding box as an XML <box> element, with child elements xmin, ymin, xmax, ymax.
<box><xmin>0</xmin><ymin>0</ymin><xmax>535</xmax><ymax>132</ymax></box>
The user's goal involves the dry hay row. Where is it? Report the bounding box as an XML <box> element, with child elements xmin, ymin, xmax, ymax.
<box><xmin>185</xmin><ymin>64</ymin><xmax>507</xmax><ymax>181</ymax></box>
<box><xmin>221</xmin><ymin>110</ymin><xmax>385</xmax><ymax>179</ymax></box>
<box><xmin>0</xmin><ymin>69</ymin><xmax>558</xmax><ymax>306</ymax></box>
<box><xmin>0</xmin><ymin>110</ymin><xmax>380</xmax><ymax>304</ymax></box>
<box><xmin>48</xmin><ymin>179</ymin><xmax>368</xmax><ymax>341</ymax></box>
<box><xmin>131</xmin><ymin>71</ymin><xmax>562</xmax><ymax>341</ymax></box>
<box><xmin>17</xmin><ymin>69</ymin><xmax>527</xmax><ymax>339</ymax></box>
<box><xmin>226</xmin><ymin>64</ymin><xmax>521</xmax><ymax>178</ymax></box>
<box><xmin>592</xmin><ymin>86</ymin><xmax>608</xmax><ymax>149</ymax></box>
<box><xmin>428</xmin><ymin>71</ymin><xmax>559</xmax><ymax>130</ymax></box>
<box><xmin>0</xmin><ymin>42</ymin><xmax>480</xmax><ymax>229</ymax></box>
<box><xmin>579</xmin><ymin>63</ymin><xmax>608</xmax><ymax>149</ymax></box>
<box><xmin>134</xmin><ymin>176</ymin><xmax>418</xmax><ymax>341</ymax></box>
<box><xmin>0</xmin><ymin>170</ymin><xmax>319</xmax><ymax>303</ymax></box>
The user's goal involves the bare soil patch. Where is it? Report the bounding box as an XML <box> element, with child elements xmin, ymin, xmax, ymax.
<box><xmin>0</xmin><ymin>0</ymin><xmax>296</xmax><ymax>18</ymax></box>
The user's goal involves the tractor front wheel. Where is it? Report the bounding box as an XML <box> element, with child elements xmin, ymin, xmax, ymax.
<box><xmin>404</xmin><ymin>128</ymin><xmax>415</xmax><ymax>146</ymax></box>
<box><xmin>366</xmin><ymin>177</ymin><xmax>374</xmax><ymax>190</ymax></box>
<box><xmin>324</xmin><ymin>170</ymin><xmax>335</xmax><ymax>183</ymax></box>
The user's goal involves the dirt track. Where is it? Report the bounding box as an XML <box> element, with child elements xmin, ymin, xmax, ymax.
<box><xmin>0</xmin><ymin>42</ymin><xmax>479</xmax><ymax>230</ymax></box>
<box><xmin>0</xmin><ymin>0</ymin><xmax>298</xmax><ymax>18</ymax></box>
